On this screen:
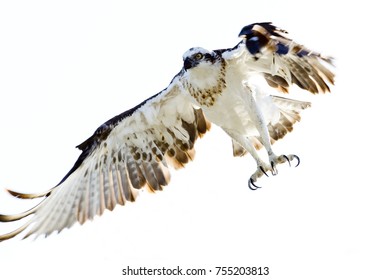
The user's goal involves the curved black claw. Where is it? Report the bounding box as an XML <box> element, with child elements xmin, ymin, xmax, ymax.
<box><xmin>260</xmin><ymin>166</ymin><xmax>269</xmax><ymax>177</ymax></box>
<box><xmin>282</xmin><ymin>155</ymin><xmax>300</xmax><ymax>167</ymax></box>
<box><xmin>248</xmin><ymin>178</ymin><xmax>261</xmax><ymax>190</ymax></box>
<box><xmin>292</xmin><ymin>155</ymin><xmax>300</xmax><ymax>167</ymax></box>
<box><xmin>283</xmin><ymin>155</ymin><xmax>291</xmax><ymax>167</ymax></box>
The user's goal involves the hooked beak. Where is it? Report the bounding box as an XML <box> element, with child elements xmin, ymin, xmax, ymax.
<box><xmin>183</xmin><ymin>57</ymin><xmax>194</xmax><ymax>71</ymax></box>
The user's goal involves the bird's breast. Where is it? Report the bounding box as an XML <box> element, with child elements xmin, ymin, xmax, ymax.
<box><xmin>183</xmin><ymin>61</ymin><xmax>227</xmax><ymax>107</ymax></box>
<box><xmin>185</xmin><ymin>79</ymin><xmax>226</xmax><ymax>107</ymax></box>
<box><xmin>200</xmin><ymin>84</ymin><xmax>258</xmax><ymax>136</ymax></box>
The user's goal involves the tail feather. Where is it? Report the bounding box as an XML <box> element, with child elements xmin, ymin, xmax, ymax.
<box><xmin>232</xmin><ymin>95</ymin><xmax>310</xmax><ymax>157</ymax></box>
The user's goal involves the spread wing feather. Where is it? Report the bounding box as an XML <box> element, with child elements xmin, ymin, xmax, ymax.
<box><xmin>229</xmin><ymin>22</ymin><xmax>334</xmax><ymax>94</ymax></box>
<box><xmin>0</xmin><ymin>76</ymin><xmax>210</xmax><ymax>241</ymax></box>
<box><xmin>226</xmin><ymin>22</ymin><xmax>333</xmax><ymax>156</ymax></box>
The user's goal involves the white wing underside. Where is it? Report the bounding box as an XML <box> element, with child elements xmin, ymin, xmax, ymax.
<box><xmin>0</xmin><ymin>77</ymin><xmax>211</xmax><ymax>239</ymax></box>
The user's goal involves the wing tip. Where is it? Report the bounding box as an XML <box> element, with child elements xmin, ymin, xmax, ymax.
<box><xmin>5</xmin><ymin>188</ymin><xmax>52</xmax><ymax>199</ymax></box>
<box><xmin>0</xmin><ymin>223</ymin><xmax>30</xmax><ymax>242</ymax></box>
<box><xmin>0</xmin><ymin>188</ymin><xmax>51</xmax><ymax>241</ymax></box>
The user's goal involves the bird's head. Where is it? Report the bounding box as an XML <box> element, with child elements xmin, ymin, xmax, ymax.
<box><xmin>182</xmin><ymin>47</ymin><xmax>219</xmax><ymax>72</ymax></box>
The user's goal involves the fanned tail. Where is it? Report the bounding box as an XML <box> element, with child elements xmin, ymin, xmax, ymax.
<box><xmin>232</xmin><ymin>96</ymin><xmax>310</xmax><ymax>156</ymax></box>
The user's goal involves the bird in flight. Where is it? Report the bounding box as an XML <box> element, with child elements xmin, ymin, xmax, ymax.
<box><xmin>0</xmin><ymin>22</ymin><xmax>334</xmax><ymax>241</ymax></box>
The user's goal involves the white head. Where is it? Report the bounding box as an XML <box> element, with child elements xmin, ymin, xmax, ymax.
<box><xmin>181</xmin><ymin>47</ymin><xmax>223</xmax><ymax>90</ymax></box>
<box><xmin>182</xmin><ymin>47</ymin><xmax>219</xmax><ymax>71</ymax></box>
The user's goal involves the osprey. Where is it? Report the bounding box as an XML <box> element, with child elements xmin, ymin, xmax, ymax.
<box><xmin>0</xmin><ymin>22</ymin><xmax>334</xmax><ymax>241</ymax></box>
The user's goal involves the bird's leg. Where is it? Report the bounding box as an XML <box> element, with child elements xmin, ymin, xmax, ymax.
<box><xmin>246</xmin><ymin>91</ymin><xmax>300</xmax><ymax>173</ymax></box>
<box><xmin>223</xmin><ymin>129</ymin><xmax>271</xmax><ymax>189</ymax></box>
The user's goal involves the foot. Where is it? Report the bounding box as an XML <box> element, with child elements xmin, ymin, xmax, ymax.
<box><xmin>247</xmin><ymin>154</ymin><xmax>300</xmax><ymax>190</ymax></box>
<box><xmin>248</xmin><ymin>164</ymin><xmax>272</xmax><ymax>190</ymax></box>
<box><xmin>269</xmin><ymin>154</ymin><xmax>300</xmax><ymax>174</ymax></box>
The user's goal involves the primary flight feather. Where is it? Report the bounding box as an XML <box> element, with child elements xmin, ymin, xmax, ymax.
<box><xmin>0</xmin><ymin>22</ymin><xmax>334</xmax><ymax>241</ymax></box>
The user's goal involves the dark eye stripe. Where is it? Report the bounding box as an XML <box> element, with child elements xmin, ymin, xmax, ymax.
<box><xmin>204</xmin><ymin>53</ymin><xmax>215</xmax><ymax>62</ymax></box>
<box><xmin>192</xmin><ymin>52</ymin><xmax>215</xmax><ymax>63</ymax></box>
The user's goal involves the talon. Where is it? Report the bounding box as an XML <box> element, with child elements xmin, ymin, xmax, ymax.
<box><xmin>283</xmin><ymin>155</ymin><xmax>291</xmax><ymax>167</ymax></box>
<box><xmin>292</xmin><ymin>155</ymin><xmax>300</xmax><ymax>167</ymax></box>
<box><xmin>259</xmin><ymin>166</ymin><xmax>269</xmax><ymax>177</ymax></box>
<box><xmin>248</xmin><ymin>178</ymin><xmax>261</xmax><ymax>190</ymax></box>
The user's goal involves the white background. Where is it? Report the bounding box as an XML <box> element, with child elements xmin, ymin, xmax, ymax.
<box><xmin>0</xmin><ymin>1</ymin><xmax>389</xmax><ymax>279</ymax></box>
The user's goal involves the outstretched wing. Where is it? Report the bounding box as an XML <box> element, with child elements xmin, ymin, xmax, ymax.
<box><xmin>225</xmin><ymin>22</ymin><xmax>335</xmax><ymax>94</ymax></box>
<box><xmin>0</xmin><ymin>74</ymin><xmax>210</xmax><ymax>241</ymax></box>
<box><xmin>223</xmin><ymin>22</ymin><xmax>334</xmax><ymax>155</ymax></box>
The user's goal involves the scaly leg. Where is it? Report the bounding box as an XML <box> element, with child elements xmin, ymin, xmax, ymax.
<box><xmin>223</xmin><ymin>129</ymin><xmax>272</xmax><ymax>189</ymax></box>
<box><xmin>246</xmin><ymin>89</ymin><xmax>300</xmax><ymax>175</ymax></box>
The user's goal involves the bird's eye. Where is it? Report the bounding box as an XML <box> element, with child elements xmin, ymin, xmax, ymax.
<box><xmin>194</xmin><ymin>53</ymin><xmax>203</xmax><ymax>60</ymax></box>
